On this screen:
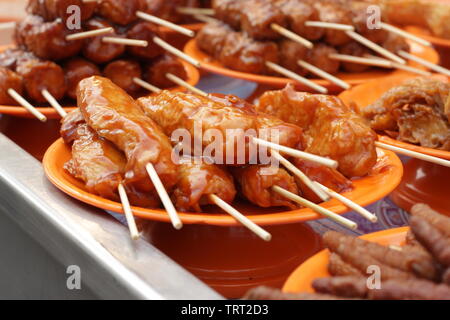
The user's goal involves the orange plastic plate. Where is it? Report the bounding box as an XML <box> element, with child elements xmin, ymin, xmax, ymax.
<box><xmin>43</xmin><ymin>139</ymin><xmax>403</xmax><ymax>226</ymax></box>
<box><xmin>184</xmin><ymin>38</ymin><xmax>438</xmax><ymax>91</ymax></box>
<box><xmin>339</xmin><ymin>73</ymin><xmax>450</xmax><ymax>160</ymax></box>
<box><xmin>282</xmin><ymin>227</ymin><xmax>409</xmax><ymax>293</ymax></box>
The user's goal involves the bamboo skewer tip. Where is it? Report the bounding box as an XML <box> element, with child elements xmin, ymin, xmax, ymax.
<box><xmin>117</xmin><ymin>184</ymin><xmax>140</xmax><ymax>240</ymax></box>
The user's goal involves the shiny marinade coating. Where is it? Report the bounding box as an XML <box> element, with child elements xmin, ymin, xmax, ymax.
<box><xmin>77</xmin><ymin>76</ymin><xmax>178</xmax><ymax>194</ymax></box>
<box><xmin>96</xmin><ymin>0</ymin><xmax>145</xmax><ymax>26</ymax></box>
<box><xmin>82</xmin><ymin>18</ymin><xmax>125</xmax><ymax>64</ymax></box>
<box><xmin>171</xmin><ymin>160</ymin><xmax>236</xmax><ymax>212</ymax></box>
<box><xmin>197</xmin><ymin>21</ymin><xmax>278</xmax><ymax>74</ymax></box>
<box><xmin>103</xmin><ymin>59</ymin><xmax>142</xmax><ymax>94</ymax></box>
<box><xmin>126</xmin><ymin>22</ymin><xmax>165</xmax><ymax>60</ymax></box>
<box><xmin>143</xmin><ymin>54</ymin><xmax>187</xmax><ymax>89</ymax></box>
<box><xmin>257</xmin><ymin>85</ymin><xmax>377</xmax><ymax>178</ymax></box>
<box><xmin>137</xmin><ymin>91</ymin><xmax>303</xmax><ymax>165</ymax></box>
<box><xmin>15</xmin><ymin>14</ymin><xmax>82</xmax><ymax>61</ymax></box>
<box><xmin>0</xmin><ymin>67</ymin><xmax>24</xmax><ymax>105</ymax></box>
<box><xmin>61</xmin><ymin>109</ymin><xmax>159</xmax><ymax>207</ymax></box>
<box><xmin>232</xmin><ymin>165</ymin><xmax>299</xmax><ymax>209</ymax></box>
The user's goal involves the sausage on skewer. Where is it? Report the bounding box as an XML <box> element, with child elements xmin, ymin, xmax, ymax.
<box><xmin>103</xmin><ymin>59</ymin><xmax>142</xmax><ymax>94</ymax></box>
<box><xmin>143</xmin><ymin>54</ymin><xmax>187</xmax><ymax>89</ymax></box>
<box><xmin>64</xmin><ymin>58</ymin><xmax>101</xmax><ymax>100</ymax></box>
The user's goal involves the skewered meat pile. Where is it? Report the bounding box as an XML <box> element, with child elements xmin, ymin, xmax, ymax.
<box><xmin>244</xmin><ymin>203</ymin><xmax>450</xmax><ymax>300</ymax></box>
<box><xmin>62</xmin><ymin>76</ymin><xmax>380</xmax><ymax>213</ymax></box>
<box><xmin>361</xmin><ymin>77</ymin><xmax>450</xmax><ymax>150</ymax></box>
<box><xmin>196</xmin><ymin>0</ymin><xmax>408</xmax><ymax>76</ymax></box>
<box><xmin>0</xmin><ymin>0</ymin><xmax>206</xmax><ymax>106</ymax></box>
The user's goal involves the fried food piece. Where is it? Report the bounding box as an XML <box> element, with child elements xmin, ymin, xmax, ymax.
<box><xmin>257</xmin><ymin>85</ymin><xmax>377</xmax><ymax>178</ymax></box>
<box><xmin>275</xmin><ymin>0</ymin><xmax>324</xmax><ymax>41</ymax></box>
<box><xmin>363</xmin><ymin>77</ymin><xmax>450</xmax><ymax>150</ymax></box>
<box><xmin>60</xmin><ymin>108</ymin><xmax>86</xmax><ymax>145</ymax></box>
<box><xmin>0</xmin><ymin>48</ymin><xmax>36</xmax><ymax>71</ymax></box>
<box><xmin>97</xmin><ymin>0</ymin><xmax>145</xmax><ymax>26</ymax></box>
<box><xmin>103</xmin><ymin>59</ymin><xmax>142</xmax><ymax>94</ymax></box>
<box><xmin>278</xmin><ymin>39</ymin><xmax>308</xmax><ymax>77</ymax></box>
<box><xmin>196</xmin><ymin>21</ymin><xmax>233</xmax><ymax>58</ymax></box>
<box><xmin>16</xmin><ymin>58</ymin><xmax>67</xmax><ymax>103</ymax></box>
<box><xmin>313</xmin><ymin>276</ymin><xmax>450</xmax><ymax>300</ymax></box>
<box><xmin>64</xmin><ymin>58</ymin><xmax>101</xmax><ymax>100</ymax></box>
<box><xmin>15</xmin><ymin>15</ymin><xmax>82</xmax><ymax>60</ymax></box>
<box><xmin>382</xmin><ymin>33</ymin><xmax>410</xmax><ymax>54</ymax></box>
<box><xmin>306</xmin><ymin>43</ymin><xmax>340</xmax><ymax>75</ymax></box>
<box><xmin>138</xmin><ymin>91</ymin><xmax>303</xmax><ymax>165</ymax></box>
<box><xmin>126</xmin><ymin>22</ymin><xmax>165</xmax><ymax>59</ymax></box>
<box><xmin>243</xmin><ymin>286</ymin><xmax>346</xmax><ymax>300</ymax></box>
<box><xmin>82</xmin><ymin>18</ymin><xmax>125</xmax><ymax>64</ymax></box>
<box><xmin>324</xmin><ymin>231</ymin><xmax>440</xmax><ymax>281</ymax></box>
<box><xmin>350</xmin><ymin>1</ymin><xmax>388</xmax><ymax>44</ymax></box>
<box><xmin>77</xmin><ymin>76</ymin><xmax>177</xmax><ymax>194</ymax></box>
<box><xmin>143</xmin><ymin>0</ymin><xmax>196</xmax><ymax>23</ymax></box>
<box><xmin>144</xmin><ymin>54</ymin><xmax>187</xmax><ymax>89</ymax></box>
<box><xmin>328</xmin><ymin>253</ymin><xmax>363</xmax><ymax>277</ymax></box>
<box><xmin>411</xmin><ymin>203</ymin><xmax>450</xmax><ymax>238</ymax></box>
<box><xmin>443</xmin><ymin>268</ymin><xmax>450</xmax><ymax>285</ymax></box>
<box><xmin>212</xmin><ymin>0</ymin><xmax>243</xmax><ymax>29</ymax></box>
<box><xmin>219</xmin><ymin>31</ymin><xmax>279</xmax><ymax>74</ymax></box>
<box><xmin>240</xmin><ymin>0</ymin><xmax>287</xmax><ymax>40</ymax></box>
<box><xmin>293</xmin><ymin>158</ymin><xmax>352</xmax><ymax>203</ymax></box>
<box><xmin>171</xmin><ymin>159</ymin><xmax>236</xmax><ymax>212</ymax></box>
<box><xmin>0</xmin><ymin>67</ymin><xmax>23</xmax><ymax>105</ymax></box>
<box><xmin>313</xmin><ymin>1</ymin><xmax>352</xmax><ymax>46</ymax></box>
<box><xmin>232</xmin><ymin>165</ymin><xmax>299</xmax><ymax>209</ymax></box>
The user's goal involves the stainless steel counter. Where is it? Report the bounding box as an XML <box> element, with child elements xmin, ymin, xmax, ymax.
<box><xmin>0</xmin><ymin>132</ymin><xmax>222</xmax><ymax>299</ymax></box>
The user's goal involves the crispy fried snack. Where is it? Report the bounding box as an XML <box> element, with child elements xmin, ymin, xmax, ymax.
<box><xmin>232</xmin><ymin>165</ymin><xmax>299</xmax><ymax>209</ymax></box>
<box><xmin>257</xmin><ymin>84</ymin><xmax>377</xmax><ymax>178</ymax></box>
<box><xmin>313</xmin><ymin>276</ymin><xmax>450</xmax><ymax>300</ymax></box>
<box><xmin>171</xmin><ymin>159</ymin><xmax>236</xmax><ymax>212</ymax></box>
<box><xmin>77</xmin><ymin>76</ymin><xmax>178</xmax><ymax>194</ymax></box>
<box><xmin>411</xmin><ymin>203</ymin><xmax>450</xmax><ymax>238</ymax></box>
<box><xmin>323</xmin><ymin>231</ymin><xmax>437</xmax><ymax>280</ymax></box>
<box><xmin>362</xmin><ymin>78</ymin><xmax>450</xmax><ymax>150</ymax></box>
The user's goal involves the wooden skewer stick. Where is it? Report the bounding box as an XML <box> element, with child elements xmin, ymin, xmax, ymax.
<box><xmin>379</xmin><ymin>22</ymin><xmax>431</xmax><ymax>47</ymax></box>
<box><xmin>364</xmin><ymin>54</ymin><xmax>432</xmax><ymax>76</ymax></box>
<box><xmin>208</xmin><ymin>194</ymin><xmax>272</xmax><ymax>241</ymax></box>
<box><xmin>297</xmin><ymin>60</ymin><xmax>350</xmax><ymax>90</ymax></box>
<box><xmin>192</xmin><ymin>14</ymin><xmax>219</xmax><ymax>24</ymax></box>
<box><xmin>375</xmin><ymin>141</ymin><xmax>450</xmax><ymax>168</ymax></box>
<box><xmin>265</xmin><ymin>61</ymin><xmax>328</xmax><ymax>94</ymax></box>
<box><xmin>272</xmin><ymin>186</ymin><xmax>357</xmax><ymax>230</ymax></box>
<box><xmin>329</xmin><ymin>53</ymin><xmax>393</xmax><ymax>68</ymax></box>
<box><xmin>165</xmin><ymin>73</ymin><xmax>207</xmax><ymax>96</ymax></box>
<box><xmin>81</xmin><ymin>0</ymin><xmax>99</xmax><ymax>3</ymax></box>
<box><xmin>271</xmin><ymin>23</ymin><xmax>313</xmax><ymax>49</ymax></box>
<box><xmin>346</xmin><ymin>30</ymin><xmax>406</xmax><ymax>65</ymax></box>
<box><xmin>153</xmin><ymin>36</ymin><xmax>201</xmax><ymax>68</ymax></box>
<box><xmin>145</xmin><ymin>163</ymin><xmax>183</xmax><ymax>230</ymax></box>
<box><xmin>102</xmin><ymin>37</ymin><xmax>148</xmax><ymax>47</ymax></box>
<box><xmin>66</xmin><ymin>27</ymin><xmax>113</xmax><ymax>41</ymax></box>
<box><xmin>133</xmin><ymin>77</ymin><xmax>161</xmax><ymax>93</ymax></box>
<box><xmin>176</xmin><ymin>7</ymin><xmax>215</xmax><ymax>16</ymax></box>
<box><xmin>398</xmin><ymin>50</ymin><xmax>450</xmax><ymax>77</ymax></box>
<box><xmin>314</xmin><ymin>182</ymin><xmax>378</xmax><ymax>223</ymax></box>
<box><xmin>252</xmin><ymin>137</ymin><xmax>338</xmax><ymax>169</ymax></box>
<box><xmin>41</xmin><ymin>89</ymin><xmax>67</xmax><ymax>118</ymax></box>
<box><xmin>0</xmin><ymin>21</ymin><xmax>16</xmax><ymax>31</ymax></box>
<box><xmin>271</xmin><ymin>151</ymin><xmax>330</xmax><ymax>202</ymax></box>
<box><xmin>7</xmin><ymin>88</ymin><xmax>47</xmax><ymax>122</ymax></box>
<box><xmin>304</xmin><ymin>21</ymin><xmax>354</xmax><ymax>31</ymax></box>
<box><xmin>117</xmin><ymin>184</ymin><xmax>140</xmax><ymax>240</ymax></box>
<box><xmin>136</xmin><ymin>11</ymin><xmax>195</xmax><ymax>37</ymax></box>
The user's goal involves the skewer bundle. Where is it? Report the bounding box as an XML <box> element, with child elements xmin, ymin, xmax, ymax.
<box><xmin>0</xmin><ymin>0</ymin><xmax>210</xmax><ymax>120</ymax></box>
<box><xmin>193</xmin><ymin>0</ymin><xmax>442</xmax><ymax>92</ymax></box>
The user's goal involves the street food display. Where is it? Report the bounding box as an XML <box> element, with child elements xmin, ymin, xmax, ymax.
<box><xmin>0</xmin><ymin>0</ymin><xmax>209</xmax><ymax>108</ymax></box>
<box><xmin>195</xmin><ymin>0</ymin><xmax>408</xmax><ymax>77</ymax></box>
<box><xmin>245</xmin><ymin>203</ymin><xmax>450</xmax><ymax>300</ymax></box>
